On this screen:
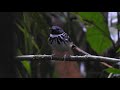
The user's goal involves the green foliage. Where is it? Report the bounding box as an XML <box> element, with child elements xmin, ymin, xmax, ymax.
<box><xmin>17</xmin><ymin>49</ymin><xmax>32</xmax><ymax>77</ymax></box>
<box><xmin>16</xmin><ymin>13</ymin><xmax>41</xmax><ymax>54</ymax></box>
<box><xmin>75</xmin><ymin>12</ymin><xmax>112</xmax><ymax>54</ymax></box>
<box><xmin>117</xmin><ymin>47</ymin><xmax>120</xmax><ymax>53</ymax></box>
<box><xmin>117</xmin><ymin>24</ymin><xmax>120</xmax><ymax>30</ymax></box>
<box><xmin>86</xmin><ymin>27</ymin><xmax>112</xmax><ymax>54</ymax></box>
<box><xmin>16</xmin><ymin>12</ymin><xmax>51</xmax><ymax>78</ymax></box>
<box><xmin>105</xmin><ymin>68</ymin><xmax>120</xmax><ymax>74</ymax></box>
<box><xmin>21</xmin><ymin>61</ymin><xmax>31</xmax><ymax>76</ymax></box>
<box><xmin>16</xmin><ymin>12</ymin><xmax>50</xmax><ymax>55</ymax></box>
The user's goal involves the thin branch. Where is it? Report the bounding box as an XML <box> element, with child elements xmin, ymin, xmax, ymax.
<box><xmin>16</xmin><ymin>54</ymin><xmax>120</xmax><ymax>63</ymax></box>
<box><xmin>100</xmin><ymin>62</ymin><xmax>113</xmax><ymax>68</ymax></box>
<box><xmin>108</xmin><ymin>73</ymin><xmax>113</xmax><ymax>78</ymax></box>
<box><xmin>72</xmin><ymin>45</ymin><xmax>89</xmax><ymax>55</ymax></box>
<box><xmin>72</xmin><ymin>45</ymin><xmax>114</xmax><ymax>68</ymax></box>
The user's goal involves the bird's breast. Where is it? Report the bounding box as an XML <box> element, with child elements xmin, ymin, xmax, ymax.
<box><xmin>49</xmin><ymin>37</ymin><xmax>72</xmax><ymax>52</ymax></box>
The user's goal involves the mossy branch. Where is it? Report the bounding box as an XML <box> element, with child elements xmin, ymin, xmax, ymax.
<box><xmin>16</xmin><ymin>54</ymin><xmax>120</xmax><ymax>63</ymax></box>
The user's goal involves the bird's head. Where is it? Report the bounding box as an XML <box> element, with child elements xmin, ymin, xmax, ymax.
<box><xmin>49</xmin><ymin>26</ymin><xmax>64</xmax><ymax>34</ymax></box>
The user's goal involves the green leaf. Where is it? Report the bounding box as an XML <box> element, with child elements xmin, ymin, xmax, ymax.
<box><xmin>16</xmin><ymin>23</ymin><xmax>25</xmax><ymax>34</ymax></box>
<box><xmin>21</xmin><ymin>61</ymin><xmax>31</xmax><ymax>76</ymax></box>
<box><xmin>116</xmin><ymin>47</ymin><xmax>120</xmax><ymax>53</ymax></box>
<box><xmin>31</xmin><ymin>36</ymin><xmax>40</xmax><ymax>52</ymax></box>
<box><xmin>105</xmin><ymin>68</ymin><xmax>120</xmax><ymax>74</ymax></box>
<box><xmin>78</xmin><ymin>12</ymin><xmax>112</xmax><ymax>54</ymax></box>
<box><xmin>17</xmin><ymin>49</ymin><xmax>23</xmax><ymax>55</ymax></box>
<box><xmin>17</xmin><ymin>68</ymin><xmax>22</xmax><ymax>78</ymax></box>
<box><xmin>86</xmin><ymin>27</ymin><xmax>112</xmax><ymax>54</ymax></box>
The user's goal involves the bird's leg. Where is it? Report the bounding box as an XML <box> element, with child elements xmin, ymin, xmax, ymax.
<box><xmin>64</xmin><ymin>54</ymin><xmax>67</xmax><ymax>62</ymax></box>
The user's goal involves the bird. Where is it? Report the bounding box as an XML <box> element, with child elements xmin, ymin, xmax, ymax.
<box><xmin>48</xmin><ymin>26</ymin><xmax>82</xmax><ymax>78</ymax></box>
<box><xmin>48</xmin><ymin>26</ymin><xmax>73</xmax><ymax>52</ymax></box>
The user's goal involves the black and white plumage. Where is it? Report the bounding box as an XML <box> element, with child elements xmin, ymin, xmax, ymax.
<box><xmin>48</xmin><ymin>26</ymin><xmax>73</xmax><ymax>51</ymax></box>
